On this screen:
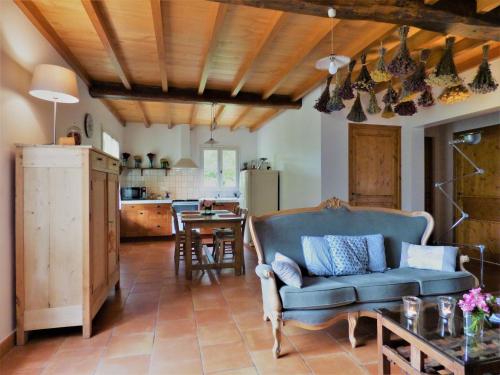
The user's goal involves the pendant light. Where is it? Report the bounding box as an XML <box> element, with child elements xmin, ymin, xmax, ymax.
<box><xmin>205</xmin><ymin>103</ymin><xmax>218</xmax><ymax>145</ymax></box>
<box><xmin>315</xmin><ymin>8</ymin><xmax>350</xmax><ymax>74</ymax></box>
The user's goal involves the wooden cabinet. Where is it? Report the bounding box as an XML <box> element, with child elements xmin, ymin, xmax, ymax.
<box><xmin>15</xmin><ymin>145</ymin><xmax>120</xmax><ymax>344</ymax></box>
<box><xmin>120</xmin><ymin>203</ymin><xmax>172</xmax><ymax>238</ymax></box>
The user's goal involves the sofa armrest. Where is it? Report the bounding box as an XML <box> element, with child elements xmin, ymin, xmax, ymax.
<box><xmin>255</xmin><ymin>264</ymin><xmax>283</xmax><ymax>315</ymax></box>
<box><xmin>458</xmin><ymin>252</ymin><xmax>479</xmax><ymax>287</ymax></box>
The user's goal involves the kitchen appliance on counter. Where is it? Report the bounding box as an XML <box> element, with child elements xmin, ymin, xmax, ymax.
<box><xmin>120</xmin><ymin>186</ymin><xmax>147</xmax><ymax>200</ymax></box>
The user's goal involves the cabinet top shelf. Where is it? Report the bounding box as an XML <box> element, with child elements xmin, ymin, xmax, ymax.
<box><xmin>120</xmin><ymin>166</ymin><xmax>170</xmax><ymax>176</ymax></box>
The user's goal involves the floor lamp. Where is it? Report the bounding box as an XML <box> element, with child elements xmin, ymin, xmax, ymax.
<box><xmin>29</xmin><ymin>64</ymin><xmax>80</xmax><ymax>144</ymax></box>
<box><xmin>434</xmin><ymin>131</ymin><xmax>487</xmax><ymax>287</ymax></box>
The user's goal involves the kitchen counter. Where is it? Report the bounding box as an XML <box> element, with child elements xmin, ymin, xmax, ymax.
<box><xmin>121</xmin><ymin>199</ymin><xmax>173</xmax><ymax>204</ymax></box>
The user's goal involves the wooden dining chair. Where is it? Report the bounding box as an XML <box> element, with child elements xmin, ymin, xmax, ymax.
<box><xmin>172</xmin><ymin>206</ymin><xmax>203</xmax><ymax>276</ymax></box>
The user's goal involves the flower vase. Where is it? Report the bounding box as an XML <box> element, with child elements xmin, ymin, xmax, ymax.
<box><xmin>463</xmin><ymin>311</ymin><xmax>484</xmax><ymax>337</ymax></box>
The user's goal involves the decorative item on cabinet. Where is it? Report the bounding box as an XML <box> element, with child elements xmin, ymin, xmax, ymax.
<box><xmin>15</xmin><ymin>145</ymin><xmax>120</xmax><ymax>344</ymax></box>
<box><xmin>160</xmin><ymin>158</ymin><xmax>169</xmax><ymax>169</ymax></box>
<box><xmin>133</xmin><ymin>155</ymin><xmax>142</xmax><ymax>168</ymax></box>
<box><xmin>66</xmin><ymin>126</ymin><xmax>82</xmax><ymax>145</ymax></box>
<box><xmin>122</xmin><ymin>152</ymin><xmax>130</xmax><ymax>167</ymax></box>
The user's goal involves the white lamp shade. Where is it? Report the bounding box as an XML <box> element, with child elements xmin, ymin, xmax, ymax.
<box><xmin>29</xmin><ymin>64</ymin><xmax>79</xmax><ymax>103</ymax></box>
<box><xmin>315</xmin><ymin>55</ymin><xmax>350</xmax><ymax>72</ymax></box>
<box><xmin>172</xmin><ymin>158</ymin><xmax>198</xmax><ymax>169</ymax></box>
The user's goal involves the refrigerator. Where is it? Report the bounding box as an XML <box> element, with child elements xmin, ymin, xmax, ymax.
<box><xmin>239</xmin><ymin>170</ymin><xmax>279</xmax><ymax>242</ymax></box>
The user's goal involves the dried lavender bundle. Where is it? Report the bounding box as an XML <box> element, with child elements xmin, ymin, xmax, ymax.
<box><xmin>352</xmin><ymin>52</ymin><xmax>375</xmax><ymax>92</ymax></box>
<box><xmin>426</xmin><ymin>37</ymin><xmax>462</xmax><ymax>88</ymax></box>
<box><xmin>327</xmin><ymin>83</ymin><xmax>345</xmax><ymax>112</ymax></box>
<box><xmin>468</xmin><ymin>44</ymin><xmax>498</xmax><ymax>94</ymax></box>
<box><xmin>381</xmin><ymin>103</ymin><xmax>395</xmax><ymax>118</ymax></box>
<box><xmin>339</xmin><ymin>60</ymin><xmax>356</xmax><ymax>100</ymax></box>
<box><xmin>367</xmin><ymin>90</ymin><xmax>381</xmax><ymax>114</ymax></box>
<box><xmin>387</xmin><ymin>25</ymin><xmax>417</xmax><ymax>77</ymax></box>
<box><xmin>417</xmin><ymin>85</ymin><xmax>435</xmax><ymax>107</ymax></box>
<box><xmin>371</xmin><ymin>46</ymin><xmax>392</xmax><ymax>83</ymax></box>
<box><xmin>399</xmin><ymin>86</ymin><xmax>418</xmax><ymax>102</ymax></box>
<box><xmin>382</xmin><ymin>81</ymin><xmax>399</xmax><ymax>105</ymax></box>
<box><xmin>314</xmin><ymin>76</ymin><xmax>333</xmax><ymax>113</ymax></box>
<box><xmin>347</xmin><ymin>93</ymin><xmax>367</xmax><ymax>122</ymax></box>
<box><xmin>403</xmin><ymin>49</ymin><xmax>431</xmax><ymax>94</ymax></box>
<box><xmin>438</xmin><ymin>84</ymin><xmax>471</xmax><ymax>104</ymax></box>
<box><xmin>394</xmin><ymin>100</ymin><xmax>417</xmax><ymax>116</ymax></box>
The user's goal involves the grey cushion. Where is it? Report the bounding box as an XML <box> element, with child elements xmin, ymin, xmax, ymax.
<box><xmin>335</xmin><ymin>272</ymin><xmax>420</xmax><ymax>302</ymax></box>
<box><xmin>279</xmin><ymin>277</ymin><xmax>356</xmax><ymax>310</ymax></box>
<box><xmin>253</xmin><ymin>207</ymin><xmax>428</xmax><ymax>269</ymax></box>
<box><xmin>388</xmin><ymin>268</ymin><xmax>475</xmax><ymax>296</ymax></box>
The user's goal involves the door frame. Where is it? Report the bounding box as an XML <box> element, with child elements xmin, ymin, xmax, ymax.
<box><xmin>348</xmin><ymin>123</ymin><xmax>401</xmax><ymax>209</ymax></box>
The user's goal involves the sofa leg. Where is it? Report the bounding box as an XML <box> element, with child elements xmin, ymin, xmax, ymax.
<box><xmin>348</xmin><ymin>312</ymin><xmax>359</xmax><ymax>349</ymax></box>
<box><xmin>270</xmin><ymin>313</ymin><xmax>282</xmax><ymax>358</ymax></box>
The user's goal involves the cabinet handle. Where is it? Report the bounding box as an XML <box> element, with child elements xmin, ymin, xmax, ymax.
<box><xmin>157</xmin><ymin>225</ymin><xmax>161</xmax><ymax>228</ymax></box>
<box><xmin>140</xmin><ymin>212</ymin><xmax>144</xmax><ymax>215</ymax></box>
<box><xmin>97</xmin><ymin>157</ymin><xmax>103</xmax><ymax>161</ymax></box>
<box><xmin>112</xmin><ymin>162</ymin><xmax>117</xmax><ymax>166</ymax></box>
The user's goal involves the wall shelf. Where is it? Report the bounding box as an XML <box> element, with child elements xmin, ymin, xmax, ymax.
<box><xmin>120</xmin><ymin>166</ymin><xmax>170</xmax><ymax>176</ymax></box>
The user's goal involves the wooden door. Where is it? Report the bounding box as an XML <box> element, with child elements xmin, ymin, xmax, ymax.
<box><xmin>349</xmin><ymin>124</ymin><xmax>401</xmax><ymax>208</ymax></box>
<box><xmin>90</xmin><ymin>170</ymin><xmax>108</xmax><ymax>300</ymax></box>
<box><xmin>454</xmin><ymin>124</ymin><xmax>499</xmax><ymax>264</ymax></box>
<box><xmin>107</xmin><ymin>173</ymin><xmax>119</xmax><ymax>284</ymax></box>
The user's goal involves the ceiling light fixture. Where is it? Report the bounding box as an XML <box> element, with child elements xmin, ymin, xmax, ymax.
<box><xmin>315</xmin><ymin>7</ymin><xmax>350</xmax><ymax>75</ymax></box>
<box><xmin>204</xmin><ymin>103</ymin><xmax>218</xmax><ymax>145</ymax></box>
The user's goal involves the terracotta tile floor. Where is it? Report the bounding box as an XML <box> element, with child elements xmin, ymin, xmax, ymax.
<box><xmin>0</xmin><ymin>240</ymin><xmax>391</xmax><ymax>375</ymax></box>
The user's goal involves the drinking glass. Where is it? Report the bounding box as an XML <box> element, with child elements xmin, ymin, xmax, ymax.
<box><xmin>403</xmin><ymin>296</ymin><xmax>422</xmax><ymax>319</ymax></box>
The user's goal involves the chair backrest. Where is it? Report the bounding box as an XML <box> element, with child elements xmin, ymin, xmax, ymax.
<box><xmin>171</xmin><ymin>206</ymin><xmax>181</xmax><ymax>235</ymax></box>
<box><xmin>239</xmin><ymin>208</ymin><xmax>248</xmax><ymax>235</ymax></box>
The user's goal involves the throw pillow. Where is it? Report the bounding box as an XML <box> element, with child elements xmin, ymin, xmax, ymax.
<box><xmin>324</xmin><ymin>235</ymin><xmax>369</xmax><ymax>276</ymax></box>
<box><xmin>400</xmin><ymin>242</ymin><xmax>457</xmax><ymax>272</ymax></box>
<box><xmin>301</xmin><ymin>236</ymin><xmax>336</xmax><ymax>276</ymax></box>
<box><xmin>364</xmin><ymin>234</ymin><xmax>387</xmax><ymax>272</ymax></box>
<box><xmin>271</xmin><ymin>252</ymin><xmax>303</xmax><ymax>288</ymax></box>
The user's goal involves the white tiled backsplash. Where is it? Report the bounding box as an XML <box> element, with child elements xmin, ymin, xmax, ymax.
<box><xmin>120</xmin><ymin>169</ymin><xmax>238</xmax><ymax>200</ymax></box>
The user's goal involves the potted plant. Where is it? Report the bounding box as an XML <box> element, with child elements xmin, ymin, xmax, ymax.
<box><xmin>133</xmin><ymin>155</ymin><xmax>142</xmax><ymax>168</ymax></box>
<box><xmin>458</xmin><ymin>287</ymin><xmax>497</xmax><ymax>336</ymax></box>
<box><xmin>147</xmin><ymin>153</ymin><xmax>156</xmax><ymax>168</ymax></box>
<box><xmin>121</xmin><ymin>152</ymin><xmax>130</xmax><ymax>167</ymax></box>
<box><xmin>201</xmin><ymin>199</ymin><xmax>215</xmax><ymax>215</ymax></box>
<box><xmin>160</xmin><ymin>158</ymin><xmax>169</xmax><ymax>169</ymax></box>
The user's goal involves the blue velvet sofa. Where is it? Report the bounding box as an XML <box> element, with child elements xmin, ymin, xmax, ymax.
<box><xmin>249</xmin><ymin>198</ymin><xmax>477</xmax><ymax>358</ymax></box>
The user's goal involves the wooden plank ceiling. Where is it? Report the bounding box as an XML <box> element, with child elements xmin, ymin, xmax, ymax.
<box><xmin>16</xmin><ymin>0</ymin><xmax>500</xmax><ymax>131</ymax></box>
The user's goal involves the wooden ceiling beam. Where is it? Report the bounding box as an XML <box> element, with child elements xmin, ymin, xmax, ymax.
<box><xmin>198</xmin><ymin>3</ymin><xmax>228</xmax><ymax>95</ymax></box>
<box><xmin>231</xmin><ymin>11</ymin><xmax>288</xmax><ymax>97</ymax></box>
<box><xmin>477</xmin><ymin>0</ymin><xmax>500</xmax><ymax>13</ymax></box>
<box><xmin>210</xmin><ymin>0</ymin><xmax>500</xmax><ymax>41</ymax></box>
<box><xmin>137</xmin><ymin>102</ymin><xmax>151</xmax><ymax>128</ymax></box>
<box><xmin>89</xmin><ymin>82</ymin><xmax>302</xmax><ymax>109</ymax></box>
<box><xmin>262</xmin><ymin>19</ymin><xmax>337</xmax><ymax>99</ymax></box>
<box><xmin>81</xmin><ymin>0</ymin><xmax>132</xmax><ymax>89</ymax></box>
<box><xmin>424</xmin><ymin>0</ymin><xmax>440</xmax><ymax>4</ymax></box>
<box><xmin>150</xmin><ymin>0</ymin><xmax>168</xmax><ymax>92</ymax></box>
<box><xmin>249</xmin><ymin>108</ymin><xmax>284</xmax><ymax>132</ymax></box>
<box><xmin>230</xmin><ymin>107</ymin><xmax>252</xmax><ymax>131</ymax></box>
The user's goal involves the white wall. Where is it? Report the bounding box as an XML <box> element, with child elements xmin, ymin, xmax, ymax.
<box><xmin>0</xmin><ymin>1</ymin><xmax>123</xmax><ymax>344</ymax></box>
<box><xmin>257</xmin><ymin>89</ymin><xmax>322</xmax><ymax>209</ymax></box>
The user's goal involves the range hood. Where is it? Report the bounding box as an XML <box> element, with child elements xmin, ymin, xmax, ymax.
<box><xmin>173</xmin><ymin>125</ymin><xmax>198</xmax><ymax>169</ymax></box>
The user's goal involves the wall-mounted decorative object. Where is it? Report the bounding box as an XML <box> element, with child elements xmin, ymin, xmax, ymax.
<box><xmin>326</xmin><ymin>74</ymin><xmax>345</xmax><ymax>112</ymax></box>
<box><xmin>382</xmin><ymin>81</ymin><xmax>399</xmax><ymax>105</ymax></box>
<box><xmin>160</xmin><ymin>158</ymin><xmax>169</xmax><ymax>169</ymax></box>
<box><xmin>352</xmin><ymin>51</ymin><xmax>375</xmax><ymax>92</ymax></box>
<box><xmin>426</xmin><ymin>37</ymin><xmax>462</xmax><ymax>88</ymax></box>
<box><xmin>371</xmin><ymin>45</ymin><xmax>392</xmax><ymax>83</ymax></box>
<box><xmin>438</xmin><ymin>84</ymin><xmax>471</xmax><ymax>104</ymax></box>
<box><xmin>314</xmin><ymin>75</ymin><xmax>333</xmax><ymax>113</ymax></box>
<box><xmin>381</xmin><ymin>103</ymin><xmax>395</xmax><ymax>118</ymax></box>
<box><xmin>66</xmin><ymin>125</ymin><xmax>82</xmax><ymax>145</ymax></box>
<box><xmin>394</xmin><ymin>100</ymin><xmax>417</xmax><ymax>116</ymax></box>
<box><xmin>147</xmin><ymin>153</ymin><xmax>156</xmax><ymax>168</ymax></box>
<box><xmin>417</xmin><ymin>86</ymin><xmax>435</xmax><ymax>107</ymax></box>
<box><xmin>387</xmin><ymin>25</ymin><xmax>416</xmax><ymax>77</ymax></box>
<box><xmin>84</xmin><ymin>113</ymin><xmax>93</xmax><ymax>138</ymax></box>
<box><xmin>122</xmin><ymin>152</ymin><xmax>130</xmax><ymax>167</ymax></box>
<box><xmin>134</xmin><ymin>155</ymin><xmax>142</xmax><ymax>168</ymax></box>
<box><xmin>347</xmin><ymin>93</ymin><xmax>367</xmax><ymax>122</ymax></box>
<box><xmin>403</xmin><ymin>49</ymin><xmax>431</xmax><ymax>94</ymax></box>
<box><xmin>468</xmin><ymin>45</ymin><xmax>498</xmax><ymax>94</ymax></box>
<box><xmin>367</xmin><ymin>90</ymin><xmax>381</xmax><ymax>115</ymax></box>
<box><xmin>339</xmin><ymin>60</ymin><xmax>356</xmax><ymax>100</ymax></box>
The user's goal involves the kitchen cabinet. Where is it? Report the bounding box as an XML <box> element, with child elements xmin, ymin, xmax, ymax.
<box><xmin>15</xmin><ymin>145</ymin><xmax>120</xmax><ymax>344</ymax></box>
<box><xmin>120</xmin><ymin>203</ymin><xmax>172</xmax><ymax>238</ymax></box>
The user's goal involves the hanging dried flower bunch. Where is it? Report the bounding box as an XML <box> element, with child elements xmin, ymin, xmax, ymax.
<box><xmin>468</xmin><ymin>44</ymin><xmax>498</xmax><ymax>94</ymax></box>
<box><xmin>381</xmin><ymin>103</ymin><xmax>395</xmax><ymax>118</ymax></box>
<box><xmin>371</xmin><ymin>46</ymin><xmax>392</xmax><ymax>83</ymax></box>
<box><xmin>394</xmin><ymin>100</ymin><xmax>417</xmax><ymax>116</ymax></box>
<box><xmin>438</xmin><ymin>84</ymin><xmax>471</xmax><ymax>104</ymax></box>
<box><xmin>417</xmin><ymin>85</ymin><xmax>435</xmax><ymax>107</ymax></box>
<box><xmin>339</xmin><ymin>60</ymin><xmax>357</xmax><ymax>100</ymax></box>
<box><xmin>382</xmin><ymin>81</ymin><xmax>399</xmax><ymax>105</ymax></box>
<box><xmin>426</xmin><ymin>37</ymin><xmax>462</xmax><ymax>88</ymax></box>
<box><xmin>399</xmin><ymin>86</ymin><xmax>418</xmax><ymax>102</ymax></box>
<box><xmin>367</xmin><ymin>90</ymin><xmax>381</xmax><ymax>114</ymax></box>
<box><xmin>387</xmin><ymin>25</ymin><xmax>417</xmax><ymax>77</ymax></box>
<box><xmin>403</xmin><ymin>49</ymin><xmax>431</xmax><ymax>94</ymax></box>
<box><xmin>352</xmin><ymin>52</ymin><xmax>375</xmax><ymax>92</ymax></box>
<box><xmin>314</xmin><ymin>75</ymin><xmax>333</xmax><ymax>113</ymax></box>
<box><xmin>326</xmin><ymin>74</ymin><xmax>345</xmax><ymax>112</ymax></box>
<box><xmin>347</xmin><ymin>93</ymin><xmax>367</xmax><ymax>122</ymax></box>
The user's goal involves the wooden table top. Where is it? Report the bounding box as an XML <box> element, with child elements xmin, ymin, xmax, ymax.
<box><xmin>180</xmin><ymin>210</ymin><xmax>243</xmax><ymax>222</ymax></box>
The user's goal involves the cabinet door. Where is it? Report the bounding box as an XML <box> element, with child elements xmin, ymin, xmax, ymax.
<box><xmin>107</xmin><ymin>173</ymin><xmax>119</xmax><ymax>284</ymax></box>
<box><xmin>90</xmin><ymin>170</ymin><xmax>108</xmax><ymax>299</ymax></box>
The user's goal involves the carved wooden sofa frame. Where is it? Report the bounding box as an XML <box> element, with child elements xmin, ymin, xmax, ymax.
<box><xmin>249</xmin><ymin>197</ymin><xmax>476</xmax><ymax>358</ymax></box>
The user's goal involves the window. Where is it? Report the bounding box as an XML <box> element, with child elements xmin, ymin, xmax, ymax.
<box><xmin>202</xmin><ymin>147</ymin><xmax>238</xmax><ymax>190</ymax></box>
<box><xmin>102</xmin><ymin>131</ymin><xmax>119</xmax><ymax>159</ymax></box>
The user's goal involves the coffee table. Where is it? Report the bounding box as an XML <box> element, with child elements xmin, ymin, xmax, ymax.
<box><xmin>376</xmin><ymin>303</ymin><xmax>500</xmax><ymax>375</ymax></box>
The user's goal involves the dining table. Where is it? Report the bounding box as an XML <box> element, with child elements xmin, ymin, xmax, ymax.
<box><xmin>181</xmin><ymin>209</ymin><xmax>244</xmax><ymax>280</ymax></box>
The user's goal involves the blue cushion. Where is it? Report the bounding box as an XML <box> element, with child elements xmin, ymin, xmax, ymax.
<box><xmin>279</xmin><ymin>277</ymin><xmax>356</xmax><ymax>310</ymax></box>
<box><xmin>324</xmin><ymin>235</ymin><xmax>368</xmax><ymax>276</ymax></box>
<box><xmin>364</xmin><ymin>234</ymin><xmax>387</xmax><ymax>272</ymax></box>
<box><xmin>301</xmin><ymin>236</ymin><xmax>336</xmax><ymax>276</ymax></box>
<box><xmin>271</xmin><ymin>252</ymin><xmax>302</xmax><ymax>288</ymax></box>
<box><xmin>400</xmin><ymin>242</ymin><xmax>457</xmax><ymax>272</ymax></box>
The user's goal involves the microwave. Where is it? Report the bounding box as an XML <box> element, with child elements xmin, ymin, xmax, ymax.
<box><xmin>121</xmin><ymin>187</ymin><xmax>147</xmax><ymax>200</ymax></box>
